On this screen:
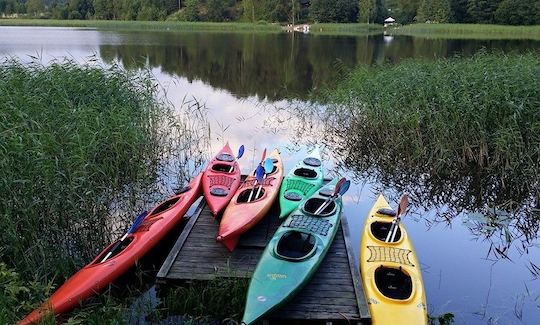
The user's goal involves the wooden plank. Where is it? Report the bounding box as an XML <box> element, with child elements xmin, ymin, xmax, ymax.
<box><xmin>342</xmin><ymin>214</ymin><xmax>370</xmax><ymax>320</ymax></box>
<box><xmin>156</xmin><ymin>198</ymin><xmax>205</xmax><ymax>281</ymax></box>
<box><xmin>158</xmin><ymin>190</ymin><xmax>370</xmax><ymax>323</ymax></box>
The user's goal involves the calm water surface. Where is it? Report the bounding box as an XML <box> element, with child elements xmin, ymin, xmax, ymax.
<box><xmin>1</xmin><ymin>26</ymin><xmax>539</xmax><ymax>324</ymax></box>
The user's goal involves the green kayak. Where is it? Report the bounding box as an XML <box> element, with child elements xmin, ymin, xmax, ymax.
<box><xmin>278</xmin><ymin>147</ymin><xmax>324</xmax><ymax>219</ymax></box>
<box><xmin>242</xmin><ymin>179</ymin><xmax>342</xmax><ymax>324</ymax></box>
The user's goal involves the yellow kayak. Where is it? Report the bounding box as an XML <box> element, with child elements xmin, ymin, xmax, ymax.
<box><xmin>359</xmin><ymin>194</ymin><xmax>428</xmax><ymax>324</ymax></box>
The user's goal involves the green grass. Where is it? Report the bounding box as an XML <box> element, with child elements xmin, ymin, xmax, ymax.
<box><xmin>310</xmin><ymin>23</ymin><xmax>382</xmax><ymax>35</ymax></box>
<box><xmin>0</xmin><ymin>19</ymin><xmax>282</xmax><ymax>33</ymax></box>
<box><xmin>0</xmin><ymin>59</ymin><xmax>208</xmax><ymax>323</ymax></box>
<box><xmin>389</xmin><ymin>23</ymin><xmax>540</xmax><ymax>40</ymax></box>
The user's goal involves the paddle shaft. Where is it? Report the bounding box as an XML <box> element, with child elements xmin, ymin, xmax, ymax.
<box><xmin>101</xmin><ymin>233</ymin><xmax>129</xmax><ymax>263</ymax></box>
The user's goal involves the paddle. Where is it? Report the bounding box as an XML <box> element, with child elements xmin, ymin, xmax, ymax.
<box><xmin>228</xmin><ymin>144</ymin><xmax>245</xmax><ymax>172</ymax></box>
<box><xmin>101</xmin><ymin>211</ymin><xmax>148</xmax><ymax>263</ymax></box>
<box><xmin>247</xmin><ymin>149</ymin><xmax>267</xmax><ymax>202</ymax></box>
<box><xmin>254</xmin><ymin>157</ymin><xmax>274</xmax><ymax>199</ymax></box>
<box><xmin>313</xmin><ymin>178</ymin><xmax>350</xmax><ymax>215</ymax></box>
<box><xmin>385</xmin><ymin>193</ymin><xmax>409</xmax><ymax>243</ymax></box>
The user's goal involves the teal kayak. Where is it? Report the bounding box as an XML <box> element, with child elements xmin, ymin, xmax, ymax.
<box><xmin>242</xmin><ymin>179</ymin><xmax>342</xmax><ymax>324</ymax></box>
<box><xmin>278</xmin><ymin>147</ymin><xmax>324</xmax><ymax>219</ymax></box>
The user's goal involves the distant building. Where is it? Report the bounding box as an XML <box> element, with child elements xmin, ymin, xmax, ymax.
<box><xmin>384</xmin><ymin>17</ymin><xmax>396</xmax><ymax>28</ymax></box>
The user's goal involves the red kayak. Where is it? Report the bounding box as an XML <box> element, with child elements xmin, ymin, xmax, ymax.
<box><xmin>202</xmin><ymin>143</ymin><xmax>242</xmax><ymax>216</ymax></box>
<box><xmin>19</xmin><ymin>174</ymin><xmax>203</xmax><ymax>325</ymax></box>
<box><xmin>217</xmin><ymin>149</ymin><xmax>283</xmax><ymax>251</ymax></box>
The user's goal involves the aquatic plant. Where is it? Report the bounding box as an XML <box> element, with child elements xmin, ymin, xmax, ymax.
<box><xmin>0</xmin><ymin>59</ymin><xmax>209</xmax><ymax>322</ymax></box>
<box><xmin>316</xmin><ymin>52</ymin><xmax>539</xmax><ymax>259</ymax></box>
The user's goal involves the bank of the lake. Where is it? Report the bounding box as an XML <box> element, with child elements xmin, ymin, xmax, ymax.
<box><xmin>389</xmin><ymin>23</ymin><xmax>540</xmax><ymax>40</ymax></box>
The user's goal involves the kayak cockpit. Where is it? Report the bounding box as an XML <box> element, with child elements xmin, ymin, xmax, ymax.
<box><xmin>275</xmin><ymin>231</ymin><xmax>316</xmax><ymax>261</ymax></box>
<box><xmin>375</xmin><ymin>266</ymin><xmax>413</xmax><ymax>300</ymax></box>
<box><xmin>371</xmin><ymin>221</ymin><xmax>401</xmax><ymax>242</ymax></box>
<box><xmin>293</xmin><ymin>167</ymin><xmax>318</xmax><ymax>179</ymax></box>
<box><xmin>237</xmin><ymin>188</ymin><xmax>265</xmax><ymax>202</ymax></box>
<box><xmin>211</xmin><ymin>163</ymin><xmax>235</xmax><ymax>173</ymax></box>
<box><xmin>303</xmin><ymin>197</ymin><xmax>336</xmax><ymax>216</ymax></box>
<box><xmin>91</xmin><ymin>236</ymin><xmax>135</xmax><ymax>265</ymax></box>
<box><xmin>149</xmin><ymin>197</ymin><xmax>180</xmax><ymax>217</ymax></box>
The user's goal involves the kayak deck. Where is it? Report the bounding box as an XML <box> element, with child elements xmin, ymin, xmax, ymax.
<box><xmin>156</xmin><ymin>193</ymin><xmax>370</xmax><ymax>323</ymax></box>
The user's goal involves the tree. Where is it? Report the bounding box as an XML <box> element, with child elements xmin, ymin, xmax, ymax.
<box><xmin>449</xmin><ymin>0</ymin><xmax>470</xmax><ymax>22</ymax></box>
<box><xmin>386</xmin><ymin>0</ymin><xmax>421</xmax><ymax>23</ymax></box>
<box><xmin>243</xmin><ymin>0</ymin><xmax>255</xmax><ymax>22</ymax></box>
<box><xmin>418</xmin><ymin>0</ymin><xmax>450</xmax><ymax>22</ymax></box>
<box><xmin>183</xmin><ymin>0</ymin><xmax>199</xmax><ymax>21</ymax></box>
<box><xmin>310</xmin><ymin>0</ymin><xmax>358</xmax><ymax>23</ymax></box>
<box><xmin>26</xmin><ymin>0</ymin><xmax>44</xmax><ymax>17</ymax></box>
<box><xmin>467</xmin><ymin>0</ymin><xmax>501</xmax><ymax>23</ymax></box>
<box><xmin>358</xmin><ymin>0</ymin><xmax>374</xmax><ymax>23</ymax></box>
<box><xmin>495</xmin><ymin>0</ymin><xmax>540</xmax><ymax>25</ymax></box>
<box><xmin>207</xmin><ymin>0</ymin><xmax>225</xmax><ymax>21</ymax></box>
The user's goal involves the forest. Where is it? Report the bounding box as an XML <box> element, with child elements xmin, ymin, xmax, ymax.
<box><xmin>0</xmin><ymin>0</ymin><xmax>539</xmax><ymax>27</ymax></box>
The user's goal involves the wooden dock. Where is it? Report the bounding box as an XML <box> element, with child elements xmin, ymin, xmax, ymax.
<box><xmin>157</xmin><ymin>197</ymin><xmax>370</xmax><ymax>324</ymax></box>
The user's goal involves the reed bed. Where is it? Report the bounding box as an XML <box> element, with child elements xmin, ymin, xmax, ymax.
<box><xmin>310</xmin><ymin>23</ymin><xmax>382</xmax><ymax>36</ymax></box>
<box><xmin>0</xmin><ymin>19</ymin><xmax>282</xmax><ymax>33</ymax></box>
<box><xmin>321</xmin><ymin>52</ymin><xmax>539</xmax><ymax>256</ymax></box>
<box><xmin>389</xmin><ymin>23</ymin><xmax>540</xmax><ymax>40</ymax></box>
<box><xmin>0</xmin><ymin>59</ymin><xmax>209</xmax><ymax>323</ymax></box>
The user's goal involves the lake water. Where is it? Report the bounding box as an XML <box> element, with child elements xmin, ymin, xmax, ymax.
<box><xmin>1</xmin><ymin>26</ymin><xmax>539</xmax><ymax>324</ymax></box>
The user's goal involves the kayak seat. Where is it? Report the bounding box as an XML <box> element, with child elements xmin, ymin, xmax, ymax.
<box><xmin>303</xmin><ymin>157</ymin><xmax>321</xmax><ymax>167</ymax></box>
<box><xmin>294</xmin><ymin>168</ymin><xmax>318</xmax><ymax>179</ymax></box>
<box><xmin>149</xmin><ymin>197</ymin><xmax>180</xmax><ymax>217</ymax></box>
<box><xmin>303</xmin><ymin>197</ymin><xmax>336</xmax><ymax>216</ymax></box>
<box><xmin>275</xmin><ymin>231</ymin><xmax>316</xmax><ymax>261</ymax></box>
<box><xmin>210</xmin><ymin>188</ymin><xmax>229</xmax><ymax>197</ymax></box>
<box><xmin>319</xmin><ymin>188</ymin><xmax>333</xmax><ymax>197</ymax></box>
<box><xmin>237</xmin><ymin>188</ymin><xmax>265</xmax><ymax>203</ymax></box>
<box><xmin>92</xmin><ymin>236</ymin><xmax>134</xmax><ymax>264</ymax></box>
<box><xmin>211</xmin><ymin>163</ymin><xmax>235</xmax><ymax>173</ymax></box>
<box><xmin>371</xmin><ymin>221</ymin><xmax>401</xmax><ymax>242</ymax></box>
<box><xmin>216</xmin><ymin>153</ymin><xmax>234</xmax><ymax>162</ymax></box>
<box><xmin>174</xmin><ymin>185</ymin><xmax>191</xmax><ymax>195</ymax></box>
<box><xmin>375</xmin><ymin>266</ymin><xmax>413</xmax><ymax>300</ymax></box>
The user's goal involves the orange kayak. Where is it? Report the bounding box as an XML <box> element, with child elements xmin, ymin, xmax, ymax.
<box><xmin>217</xmin><ymin>149</ymin><xmax>283</xmax><ymax>251</ymax></box>
<box><xmin>19</xmin><ymin>174</ymin><xmax>203</xmax><ymax>325</ymax></box>
<box><xmin>202</xmin><ymin>142</ymin><xmax>242</xmax><ymax>216</ymax></box>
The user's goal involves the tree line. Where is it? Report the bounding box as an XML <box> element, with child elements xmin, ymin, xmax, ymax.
<box><xmin>1</xmin><ymin>0</ymin><xmax>538</xmax><ymax>26</ymax></box>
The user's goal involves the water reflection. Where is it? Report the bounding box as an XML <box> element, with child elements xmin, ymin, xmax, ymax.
<box><xmin>98</xmin><ymin>31</ymin><xmax>540</xmax><ymax>101</ymax></box>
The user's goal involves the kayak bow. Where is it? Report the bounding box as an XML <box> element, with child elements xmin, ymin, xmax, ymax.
<box><xmin>202</xmin><ymin>142</ymin><xmax>242</xmax><ymax>216</ymax></box>
<box><xmin>278</xmin><ymin>147</ymin><xmax>324</xmax><ymax>219</ymax></box>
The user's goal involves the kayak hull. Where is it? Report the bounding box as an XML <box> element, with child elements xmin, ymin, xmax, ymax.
<box><xmin>202</xmin><ymin>142</ymin><xmax>241</xmax><ymax>216</ymax></box>
<box><xmin>19</xmin><ymin>174</ymin><xmax>203</xmax><ymax>325</ymax></box>
<box><xmin>217</xmin><ymin>149</ymin><xmax>283</xmax><ymax>251</ymax></box>
<box><xmin>278</xmin><ymin>147</ymin><xmax>324</xmax><ymax>219</ymax></box>
<box><xmin>242</xmin><ymin>179</ymin><xmax>342</xmax><ymax>324</ymax></box>
<box><xmin>359</xmin><ymin>195</ymin><xmax>428</xmax><ymax>325</ymax></box>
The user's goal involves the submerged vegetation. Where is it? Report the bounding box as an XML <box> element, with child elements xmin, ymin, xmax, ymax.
<box><xmin>319</xmin><ymin>52</ymin><xmax>539</xmax><ymax>259</ymax></box>
<box><xmin>0</xmin><ymin>59</ymin><xmax>208</xmax><ymax>323</ymax></box>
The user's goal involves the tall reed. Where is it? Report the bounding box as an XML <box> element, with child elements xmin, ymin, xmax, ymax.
<box><xmin>0</xmin><ymin>59</ymin><xmax>209</xmax><ymax>322</ymax></box>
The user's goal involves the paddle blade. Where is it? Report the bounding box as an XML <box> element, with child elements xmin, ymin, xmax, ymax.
<box><xmin>396</xmin><ymin>193</ymin><xmax>409</xmax><ymax>216</ymax></box>
<box><xmin>127</xmin><ymin>211</ymin><xmax>148</xmax><ymax>234</ymax></box>
<box><xmin>255</xmin><ymin>164</ymin><xmax>265</xmax><ymax>183</ymax></box>
<box><xmin>339</xmin><ymin>180</ymin><xmax>351</xmax><ymax>196</ymax></box>
<box><xmin>260</xmin><ymin>148</ymin><xmax>267</xmax><ymax>163</ymax></box>
<box><xmin>237</xmin><ymin>145</ymin><xmax>245</xmax><ymax>159</ymax></box>
<box><xmin>334</xmin><ymin>177</ymin><xmax>346</xmax><ymax>195</ymax></box>
<box><xmin>263</xmin><ymin>158</ymin><xmax>273</xmax><ymax>173</ymax></box>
